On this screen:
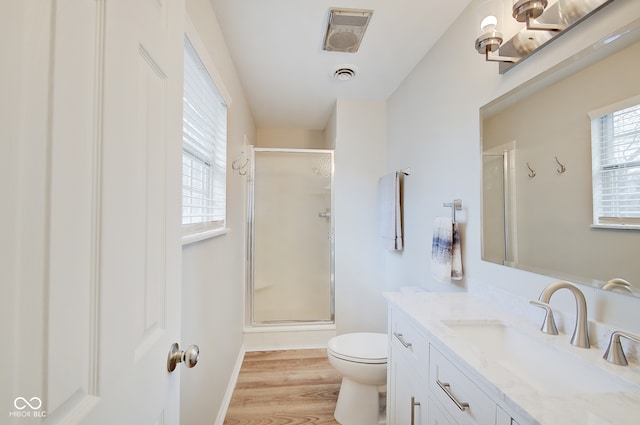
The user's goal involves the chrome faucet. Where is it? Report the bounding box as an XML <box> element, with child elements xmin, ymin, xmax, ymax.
<box><xmin>534</xmin><ymin>281</ymin><xmax>590</xmax><ymax>349</ymax></box>
<box><xmin>603</xmin><ymin>330</ymin><xmax>640</xmax><ymax>366</ymax></box>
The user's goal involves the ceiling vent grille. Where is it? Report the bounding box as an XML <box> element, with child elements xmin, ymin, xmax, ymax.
<box><xmin>322</xmin><ymin>8</ymin><xmax>373</xmax><ymax>53</ymax></box>
<box><xmin>333</xmin><ymin>67</ymin><xmax>356</xmax><ymax>81</ymax></box>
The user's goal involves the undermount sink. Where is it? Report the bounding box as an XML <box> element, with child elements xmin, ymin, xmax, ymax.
<box><xmin>442</xmin><ymin>319</ymin><xmax>636</xmax><ymax>395</ymax></box>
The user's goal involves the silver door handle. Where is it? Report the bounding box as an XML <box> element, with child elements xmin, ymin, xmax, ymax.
<box><xmin>410</xmin><ymin>396</ymin><xmax>421</xmax><ymax>425</ymax></box>
<box><xmin>393</xmin><ymin>332</ymin><xmax>412</xmax><ymax>348</ymax></box>
<box><xmin>436</xmin><ymin>379</ymin><xmax>469</xmax><ymax>411</ymax></box>
<box><xmin>167</xmin><ymin>343</ymin><xmax>199</xmax><ymax>372</ymax></box>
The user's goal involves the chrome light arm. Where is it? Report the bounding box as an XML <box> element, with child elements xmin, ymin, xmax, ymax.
<box><xmin>475</xmin><ymin>31</ymin><xmax>520</xmax><ymax>64</ymax></box>
<box><xmin>512</xmin><ymin>0</ymin><xmax>565</xmax><ymax>32</ymax></box>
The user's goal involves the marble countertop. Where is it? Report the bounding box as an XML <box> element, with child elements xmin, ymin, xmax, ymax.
<box><xmin>386</xmin><ymin>291</ymin><xmax>640</xmax><ymax>425</ymax></box>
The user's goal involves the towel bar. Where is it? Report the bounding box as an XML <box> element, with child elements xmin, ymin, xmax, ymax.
<box><xmin>443</xmin><ymin>199</ymin><xmax>462</xmax><ymax>222</ymax></box>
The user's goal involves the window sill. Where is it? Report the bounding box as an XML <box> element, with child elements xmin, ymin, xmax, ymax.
<box><xmin>591</xmin><ymin>224</ymin><xmax>640</xmax><ymax>231</ymax></box>
<box><xmin>182</xmin><ymin>227</ymin><xmax>230</xmax><ymax>246</ymax></box>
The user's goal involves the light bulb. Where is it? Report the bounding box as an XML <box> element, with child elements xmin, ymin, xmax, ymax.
<box><xmin>480</xmin><ymin>15</ymin><xmax>498</xmax><ymax>33</ymax></box>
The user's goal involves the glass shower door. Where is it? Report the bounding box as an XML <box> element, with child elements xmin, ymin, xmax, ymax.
<box><xmin>249</xmin><ymin>149</ymin><xmax>334</xmax><ymax>324</ymax></box>
<box><xmin>482</xmin><ymin>154</ymin><xmax>507</xmax><ymax>264</ymax></box>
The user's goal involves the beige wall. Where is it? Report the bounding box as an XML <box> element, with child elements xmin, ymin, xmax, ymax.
<box><xmin>333</xmin><ymin>99</ymin><xmax>388</xmax><ymax>334</ymax></box>
<box><xmin>483</xmin><ymin>41</ymin><xmax>640</xmax><ymax>286</ymax></box>
<box><xmin>257</xmin><ymin>127</ymin><xmax>327</xmax><ymax>149</ymax></box>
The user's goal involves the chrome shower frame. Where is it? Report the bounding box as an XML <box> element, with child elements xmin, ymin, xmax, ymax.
<box><xmin>245</xmin><ymin>147</ymin><xmax>335</xmax><ymax>327</ymax></box>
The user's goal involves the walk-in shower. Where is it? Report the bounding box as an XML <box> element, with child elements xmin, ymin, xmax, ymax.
<box><xmin>247</xmin><ymin>148</ymin><xmax>334</xmax><ymax>326</ymax></box>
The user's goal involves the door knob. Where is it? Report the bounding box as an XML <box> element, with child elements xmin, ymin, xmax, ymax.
<box><xmin>167</xmin><ymin>343</ymin><xmax>199</xmax><ymax>372</ymax></box>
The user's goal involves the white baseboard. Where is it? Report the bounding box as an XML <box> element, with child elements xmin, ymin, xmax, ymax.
<box><xmin>243</xmin><ymin>327</ymin><xmax>337</xmax><ymax>351</ymax></box>
<box><xmin>214</xmin><ymin>346</ymin><xmax>246</xmax><ymax>425</ymax></box>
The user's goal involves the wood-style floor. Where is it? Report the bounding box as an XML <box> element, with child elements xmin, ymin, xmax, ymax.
<box><xmin>223</xmin><ymin>349</ymin><xmax>342</xmax><ymax>425</ymax></box>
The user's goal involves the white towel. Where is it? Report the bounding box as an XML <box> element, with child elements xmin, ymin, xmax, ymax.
<box><xmin>431</xmin><ymin>217</ymin><xmax>463</xmax><ymax>283</ymax></box>
<box><xmin>378</xmin><ymin>172</ymin><xmax>403</xmax><ymax>251</ymax></box>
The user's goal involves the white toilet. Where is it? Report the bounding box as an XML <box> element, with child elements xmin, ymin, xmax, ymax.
<box><xmin>327</xmin><ymin>333</ymin><xmax>388</xmax><ymax>425</ymax></box>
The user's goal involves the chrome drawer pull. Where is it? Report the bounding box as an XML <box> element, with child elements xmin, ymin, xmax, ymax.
<box><xmin>410</xmin><ymin>396</ymin><xmax>421</xmax><ymax>425</ymax></box>
<box><xmin>436</xmin><ymin>379</ymin><xmax>469</xmax><ymax>411</ymax></box>
<box><xmin>393</xmin><ymin>332</ymin><xmax>412</xmax><ymax>348</ymax></box>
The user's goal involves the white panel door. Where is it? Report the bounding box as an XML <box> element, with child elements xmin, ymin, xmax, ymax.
<box><xmin>86</xmin><ymin>0</ymin><xmax>185</xmax><ymax>422</ymax></box>
<box><xmin>2</xmin><ymin>0</ymin><xmax>185</xmax><ymax>423</ymax></box>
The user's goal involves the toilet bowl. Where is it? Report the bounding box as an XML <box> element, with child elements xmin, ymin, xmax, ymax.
<box><xmin>327</xmin><ymin>333</ymin><xmax>388</xmax><ymax>425</ymax></box>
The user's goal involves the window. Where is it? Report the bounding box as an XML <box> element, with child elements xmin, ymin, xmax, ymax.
<box><xmin>590</xmin><ymin>96</ymin><xmax>640</xmax><ymax>228</ymax></box>
<box><xmin>182</xmin><ymin>35</ymin><xmax>228</xmax><ymax>237</ymax></box>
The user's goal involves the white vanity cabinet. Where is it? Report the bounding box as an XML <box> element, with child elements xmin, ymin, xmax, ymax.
<box><xmin>429</xmin><ymin>345</ymin><xmax>496</xmax><ymax>425</ymax></box>
<box><xmin>427</xmin><ymin>397</ymin><xmax>456</xmax><ymax>425</ymax></box>
<box><xmin>387</xmin><ymin>291</ymin><xmax>640</xmax><ymax>424</ymax></box>
<box><xmin>387</xmin><ymin>307</ymin><xmax>430</xmax><ymax>425</ymax></box>
<box><xmin>387</xmin><ymin>304</ymin><xmax>523</xmax><ymax>425</ymax></box>
<box><xmin>497</xmin><ymin>406</ymin><xmax>521</xmax><ymax>425</ymax></box>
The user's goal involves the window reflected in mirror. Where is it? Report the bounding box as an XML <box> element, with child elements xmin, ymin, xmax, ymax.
<box><xmin>589</xmin><ymin>98</ymin><xmax>640</xmax><ymax>228</ymax></box>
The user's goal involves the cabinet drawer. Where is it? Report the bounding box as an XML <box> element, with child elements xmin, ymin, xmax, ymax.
<box><xmin>428</xmin><ymin>396</ymin><xmax>456</xmax><ymax>425</ymax></box>
<box><xmin>390</xmin><ymin>310</ymin><xmax>430</xmax><ymax>375</ymax></box>
<box><xmin>497</xmin><ymin>405</ymin><xmax>521</xmax><ymax>425</ymax></box>
<box><xmin>429</xmin><ymin>345</ymin><xmax>495</xmax><ymax>425</ymax></box>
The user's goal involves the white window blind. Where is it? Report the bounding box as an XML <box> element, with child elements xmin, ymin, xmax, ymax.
<box><xmin>182</xmin><ymin>36</ymin><xmax>227</xmax><ymax>231</ymax></box>
<box><xmin>590</xmin><ymin>98</ymin><xmax>640</xmax><ymax>227</ymax></box>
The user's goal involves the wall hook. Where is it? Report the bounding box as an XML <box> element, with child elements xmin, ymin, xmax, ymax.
<box><xmin>526</xmin><ymin>162</ymin><xmax>536</xmax><ymax>178</ymax></box>
<box><xmin>555</xmin><ymin>156</ymin><xmax>566</xmax><ymax>174</ymax></box>
<box><xmin>232</xmin><ymin>157</ymin><xmax>249</xmax><ymax>176</ymax></box>
<box><xmin>232</xmin><ymin>158</ymin><xmax>249</xmax><ymax>170</ymax></box>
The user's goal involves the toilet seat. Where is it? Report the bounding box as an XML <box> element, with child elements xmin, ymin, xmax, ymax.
<box><xmin>328</xmin><ymin>333</ymin><xmax>387</xmax><ymax>364</ymax></box>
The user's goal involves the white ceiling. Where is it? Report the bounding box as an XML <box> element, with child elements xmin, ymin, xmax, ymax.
<box><xmin>209</xmin><ymin>0</ymin><xmax>472</xmax><ymax>130</ymax></box>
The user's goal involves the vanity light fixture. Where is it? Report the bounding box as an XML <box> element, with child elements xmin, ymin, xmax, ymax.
<box><xmin>512</xmin><ymin>0</ymin><xmax>563</xmax><ymax>32</ymax></box>
<box><xmin>475</xmin><ymin>15</ymin><xmax>519</xmax><ymax>63</ymax></box>
<box><xmin>475</xmin><ymin>0</ymin><xmax>614</xmax><ymax>72</ymax></box>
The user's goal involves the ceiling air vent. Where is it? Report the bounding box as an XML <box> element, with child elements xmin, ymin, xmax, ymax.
<box><xmin>322</xmin><ymin>8</ymin><xmax>373</xmax><ymax>53</ymax></box>
<box><xmin>333</xmin><ymin>67</ymin><xmax>356</xmax><ymax>81</ymax></box>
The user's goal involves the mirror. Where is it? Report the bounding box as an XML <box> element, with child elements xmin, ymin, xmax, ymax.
<box><xmin>481</xmin><ymin>25</ymin><xmax>640</xmax><ymax>296</ymax></box>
